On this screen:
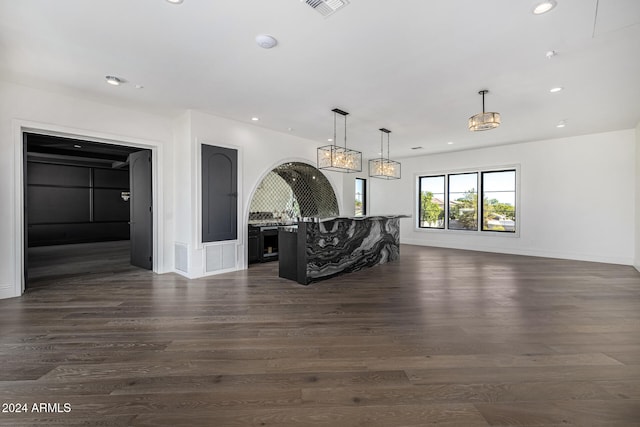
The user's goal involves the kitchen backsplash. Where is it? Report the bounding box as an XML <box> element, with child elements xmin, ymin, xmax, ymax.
<box><xmin>249</xmin><ymin>162</ymin><xmax>338</xmax><ymax>221</ymax></box>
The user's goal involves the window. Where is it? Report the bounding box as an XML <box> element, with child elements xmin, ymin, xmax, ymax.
<box><xmin>418</xmin><ymin>175</ymin><xmax>445</xmax><ymax>228</ymax></box>
<box><xmin>482</xmin><ymin>170</ymin><xmax>516</xmax><ymax>232</ymax></box>
<box><xmin>355</xmin><ymin>178</ymin><xmax>366</xmax><ymax>216</ymax></box>
<box><xmin>448</xmin><ymin>173</ymin><xmax>478</xmax><ymax>231</ymax></box>
<box><xmin>418</xmin><ymin>168</ymin><xmax>516</xmax><ymax>234</ymax></box>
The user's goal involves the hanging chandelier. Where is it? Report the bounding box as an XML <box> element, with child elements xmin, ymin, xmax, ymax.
<box><xmin>369</xmin><ymin>128</ymin><xmax>401</xmax><ymax>180</ymax></box>
<box><xmin>317</xmin><ymin>108</ymin><xmax>362</xmax><ymax>173</ymax></box>
<box><xmin>468</xmin><ymin>89</ymin><xmax>501</xmax><ymax>131</ymax></box>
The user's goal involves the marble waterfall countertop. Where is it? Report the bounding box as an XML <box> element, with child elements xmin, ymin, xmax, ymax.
<box><xmin>299</xmin><ymin>214</ymin><xmax>411</xmax><ymax>223</ymax></box>
<box><xmin>278</xmin><ymin>215</ymin><xmax>410</xmax><ymax>285</ymax></box>
<box><xmin>278</xmin><ymin>215</ymin><xmax>410</xmax><ymax>233</ymax></box>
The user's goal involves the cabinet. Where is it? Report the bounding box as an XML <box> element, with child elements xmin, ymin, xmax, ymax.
<box><xmin>202</xmin><ymin>145</ymin><xmax>237</xmax><ymax>242</ymax></box>
<box><xmin>248</xmin><ymin>226</ymin><xmax>260</xmax><ymax>264</ymax></box>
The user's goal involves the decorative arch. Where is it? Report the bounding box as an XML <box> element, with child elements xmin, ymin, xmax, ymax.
<box><xmin>248</xmin><ymin>162</ymin><xmax>339</xmax><ymax>222</ymax></box>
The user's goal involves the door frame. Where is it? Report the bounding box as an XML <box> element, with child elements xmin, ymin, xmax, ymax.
<box><xmin>13</xmin><ymin>119</ymin><xmax>164</xmax><ymax>297</ymax></box>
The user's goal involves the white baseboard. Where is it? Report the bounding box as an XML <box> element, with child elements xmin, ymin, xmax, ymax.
<box><xmin>0</xmin><ymin>283</ymin><xmax>19</xmax><ymax>300</ymax></box>
<box><xmin>172</xmin><ymin>265</ymin><xmax>242</xmax><ymax>280</ymax></box>
<box><xmin>400</xmin><ymin>238</ymin><xmax>633</xmax><ymax>266</ymax></box>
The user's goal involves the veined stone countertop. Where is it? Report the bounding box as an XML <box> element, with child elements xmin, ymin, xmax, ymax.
<box><xmin>278</xmin><ymin>215</ymin><xmax>411</xmax><ymax>233</ymax></box>
<box><xmin>279</xmin><ymin>215</ymin><xmax>411</xmax><ymax>233</ymax></box>
<box><xmin>303</xmin><ymin>215</ymin><xmax>411</xmax><ymax>223</ymax></box>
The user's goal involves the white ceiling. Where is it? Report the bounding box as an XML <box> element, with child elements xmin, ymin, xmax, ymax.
<box><xmin>1</xmin><ymin>0</ymin><xmax>639</xmax><ymax>158</ymax></box>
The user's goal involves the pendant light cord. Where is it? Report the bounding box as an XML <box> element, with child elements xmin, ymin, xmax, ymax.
<box><xmin>344</xmin><ymin>114</ymin><xmax>347</xmax><ymax>149</ymax></box>
<box><xmin>333</xmin><ymin>111</ymin><xmax>337</xmax><ymax>146</ymax></box>
<box><xmin>479</xmin><ymin>89</ymin><xmax>488</xmax><ymax>113</ymax></box>
<box><xmin>387</xmin><ymin>132</ymin><xmax>390</xmax><ymax>162</ymax></box>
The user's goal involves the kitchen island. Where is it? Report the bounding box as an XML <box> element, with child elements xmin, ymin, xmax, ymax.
<box><xmin>278</xmin><ymin>215</ymin><xmax>408</xmax><ymax>285</ymax></box>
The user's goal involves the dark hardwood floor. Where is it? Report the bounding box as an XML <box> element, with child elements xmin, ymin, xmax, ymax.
<box><xmin>26</xmin><ymin>241</ymin><xmax>137</xmax><ymax>288</ymax></box>
<box><xmin>1</xmin><ymin>243</ymin><xmax>639</xmax><ymax>426</ymax></box>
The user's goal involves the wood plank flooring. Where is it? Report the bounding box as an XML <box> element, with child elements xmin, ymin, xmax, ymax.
<box><xmin>26</xmin><ymin>241</ymin><xmax>136</xmax><ymax>288</ymax></box>
<box><xmin>1</xmin><ymin>243</ymin><xmax>639</xmax><ymax>426</ymax></box>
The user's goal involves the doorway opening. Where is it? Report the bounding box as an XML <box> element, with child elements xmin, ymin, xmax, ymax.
<box><xmin>23</xmin><ymin>133</ymin><xmax>153</xmax><ymax>290</ymax></box>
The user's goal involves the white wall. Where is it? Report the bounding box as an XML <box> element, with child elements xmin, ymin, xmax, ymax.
<box><xmin>635</xmin><ymin>121</ymin><xmax>640</xmax><ymax>271</ymax></box>
<box><xmin>0</xmin><ymin>80</ymin><xmax>175</xmax><ymax>299</ymax></box>
<box><xmin>173</xmin><ymin>110</ymin><xmax>345</xmax><ymax>278</ymax></box>
<box><xmin>371</xmin><ymin>129</ymin><xmax>636</xmax><ymax>265</ymax></box>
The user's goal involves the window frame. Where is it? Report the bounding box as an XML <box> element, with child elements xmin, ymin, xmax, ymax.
<box><xmin>416</xmin><ymin>165</ymin><xmax>519</xmax><ymax>236</ymax></box>
<box><xmin>447</xmin><ymin>172</ymin><xmax>479</xmax><ymax>232</ymax></box>
<box><xmin>418</xmin><ymin>174</ymin><xmax>446</xmax><ymax>229</ymax></box>
<box><xmin>355</xmin><ymin>177</ymin><xmax>367</xmax><ymax>216</ymax></box>
<box><xmin>480</xmin><ymin>169</ymin><xmax>517</xmax><ymax>233</ymax></box>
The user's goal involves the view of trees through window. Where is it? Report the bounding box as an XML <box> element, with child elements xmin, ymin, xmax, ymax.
<box><xmin>355</xmin><ymin>178</ymin><xmax>366</xmax><ymax>216</ymax></box>
<box><xmin>418</xmin><ymin>168</ymin><xmax>516</xmax><ymax>233</ymax></box>
<box><xmin>418</xmin><ymin>175</ymin><xmax>444</xmax><ymax>228</ymax></box>
<box><xmin>482</xmin><ymin>170</ymin><xmax>516</xmax><ymax>231</ymax></box>
<box><xmin>448</xmin><ymin>173</ymin><xmax>478</xmax><ymax>231</ymax></box>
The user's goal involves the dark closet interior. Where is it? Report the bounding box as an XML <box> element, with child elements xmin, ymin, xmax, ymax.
<box><xmin>27</xmin><ymin>161</ymin><xmax>130</xmax><ymax>246</ymax></box>
<box><xmin>26</xmin><ymin>133</ymin><xmax>141</xmax><ymax>247</ymax></box>
<box><xmin>24</xmin><ymin>133</ymin><xmax>146</xmax><ymax>287</ymax></box>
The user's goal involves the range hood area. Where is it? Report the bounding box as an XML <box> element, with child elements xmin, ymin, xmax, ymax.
<box><xmin>248</xmin><ymin>162</ymin><xmax>338</xmax><ymax>264</ymax></box>
<box><xmin>249</xmin><ymin>162</ymin><xmax>338</xmax><ymax>225</ymax></box>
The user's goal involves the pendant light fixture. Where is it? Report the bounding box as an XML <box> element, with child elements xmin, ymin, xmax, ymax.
<box><xmin>468</xmin><ymin>90</ymin><xmax>501</xmax><ymax>131</ymax></box>
<box><xmin>317</xmin><ymin>108</ymin><xmax>362</xmax><ymax>173</ymax></box>
<box><xmin>369</xmin><ymin>128</ymin><xmax>401</xmax><ymax>180</ymax></box>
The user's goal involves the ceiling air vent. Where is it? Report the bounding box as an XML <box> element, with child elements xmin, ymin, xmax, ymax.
<box><xmin>302</xmin><ymin>0</ymin><xmax>349</xmax><ymax>17</ymax></box>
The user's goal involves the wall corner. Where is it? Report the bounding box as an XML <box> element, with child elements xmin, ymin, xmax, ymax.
<box><xmin>635</xmin><ymin>121</ymin><xmax>640</xmax><ymax>269</ymax></box>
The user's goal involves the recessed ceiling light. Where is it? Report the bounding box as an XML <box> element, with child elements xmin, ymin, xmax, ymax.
<box><xmin>105</xmin><ymin>75</ymin><xmax>124</xmax><ymax>86</ymax></box>
<box><xmin>327</xmin><ymin>138</ymin><xmax>333</xmax><ymax>142</ymax></box>
<box><xmin>166</xmin><ymin>0</ymin><xmax>184</xmax><ymax>4</ymax></box>
<box><xmin>255</xmin><ymin>34</ymin><xmax>278</xmax><ymax>49</ymax></box>
<box><xmin>447</xmin><ymin>141</ymin><xmax>454</xmax><ymax>145</ymax></box>
<box><xmin>533</xmin><ymin>1</ymin><xmax>557</xmax><ymax>15</ymax></box>
<box><xmin>556</xmin><ymin>120</ymin><xmax>566</xmax><ymax>128</ymax></box>
<box><xmin>545</xmin><ymin>50</ymin><xmax>558</xmax><ymax>59</ymax></box>
<box><xmin>73</xmin><ymin>144</ymin><xmax>82</xmax><ymax>149</ymax></box>
<box><xmin>287</xmin><ymin>127</ymin><xmax>294</xmax><ymax>131</ymax></box>
<box><xmin>251</xmin><ymin>117</ymin><xmax>259</xmax><ymax>121</ymax></box>
<box><xmin>550</xmin><ymin>87</ymin><xmax>563</xmax><ymax>93</ymax></box>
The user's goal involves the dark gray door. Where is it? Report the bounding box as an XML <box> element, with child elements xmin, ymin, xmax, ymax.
<box><xmin>202</xmin><ymin>145</ymin><xmax>237</xmax><ymax>242</ymax></box>
<box><xmin>129</xmin><ymin>150</ymin><xmax>152</xmax><ymax>270</ymax></box>
<box><xmin>23</xmin><ymin>134</ymin><xmax>29</xmax><ymax>288</ymax></box>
